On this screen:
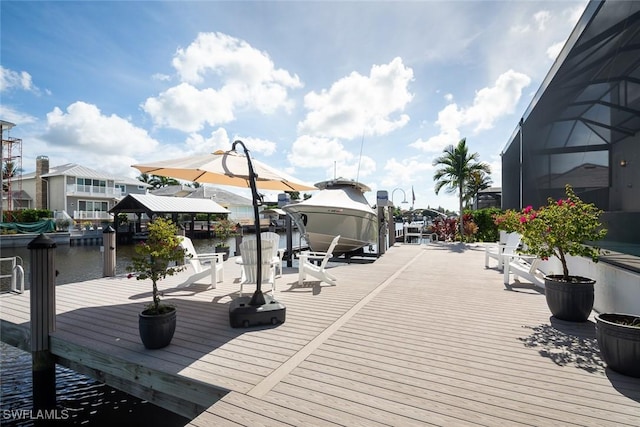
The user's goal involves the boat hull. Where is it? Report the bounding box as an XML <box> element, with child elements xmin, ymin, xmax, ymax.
<box><xmin>286</xmin><ymin>206</ymin><xmax>377</xmax><ymax>253</ymax></box>
<box><xmin>283</xmin><ymin>182</ymin><xmax>378</xmax><ymax>254</ymax></box>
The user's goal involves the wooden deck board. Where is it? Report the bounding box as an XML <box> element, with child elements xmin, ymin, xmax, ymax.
<box><xmin>1</xmin><ymin>243</ymin><xmax>639</xmax><ymax>426</ymax></box>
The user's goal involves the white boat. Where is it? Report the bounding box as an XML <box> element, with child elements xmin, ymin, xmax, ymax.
<box><xmin>282</xmin><ymin>178</ymin><xmax>378</xmax><ymax>254</ymax></box>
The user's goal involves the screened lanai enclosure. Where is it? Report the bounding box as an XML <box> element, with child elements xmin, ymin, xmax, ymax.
<box><xmin>501</xmin><ymin>0</ymin><xmax>640</xmax><ymax>257</ymax></box>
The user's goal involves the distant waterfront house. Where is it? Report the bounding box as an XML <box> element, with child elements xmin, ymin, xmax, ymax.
<box><xmin>3</xmin><ymin>189</ymin><xmax>32</xmax><ymax>210</ymax></box>
<box><xmin>19</xmin><ymin>156</ymin><xmax>149</xmax><ymax>222</ymax></box>
<box><xmin>474</xmin><ymin>187</ymin><xmax>501</xmax><ymax>210</ymax></box>
<box><xmin>150</xmin><ymin>184</ymin><xmax>195</xmax><ymax>198</ymax></box>
<box><xmin>149</xmin><ymin>184</ymin><xmax>263</xmax><ymax>229</ymax></box>
<box><xmin>184</xmin><ymin>185</ymin><xmax>255</xmax><ymax>222</ymax></box>
<box><xmin>150</xmin><ymin>185</ymin><xmax>253</xmax><ymax>222</ymax></box>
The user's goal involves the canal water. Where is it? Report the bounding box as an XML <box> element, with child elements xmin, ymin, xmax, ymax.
<box><xmin>0</xmin><ymin>234</ymin><xmax>300</xmax><ymax>426</ymax></box>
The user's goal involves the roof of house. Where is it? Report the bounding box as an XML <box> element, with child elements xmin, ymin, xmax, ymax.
<box><xmin>150</xmin><ymin>185</ymin><xmax>195</xmax><ymax>198</ymax></box>
<box><xmin>109</xmin><ymin>193</ymin><xmax>229</xmax><ymax>216</ymax></box>
<box><xmin>3</xmin><ymin>190</ymin><xmax>32</xmax><ymax>201</ymax></box>
<box><xmin>186</xmin><ymin>185</ymin><xmax>253</xmax><ymax>206</ymax></box>
<box><xmin>22</xmin><ymin>163</ymin><xmax>149</xmax><ymax>187</ymax></box>
<box><xmin>478</xmin><ymin>187</ymin><xmax>501</xmax><ymax>194</ymax></box>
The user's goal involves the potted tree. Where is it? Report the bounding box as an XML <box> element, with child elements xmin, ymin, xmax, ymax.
<box><xmin>127</xmin><ymin>217</ymin><xmax>187</xmax><ymax>349</ymax></box>
<box><xmin>212</xmin><ymin>218</ymin><xmax>237</xmax><ymax>261</ymax></box>
<box><xmin>514</xmin><ymin>184</ymin><xmax>607</xmax><ymax>322</ymax></box>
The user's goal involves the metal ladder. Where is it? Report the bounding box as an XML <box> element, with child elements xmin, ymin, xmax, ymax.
<box><xmin>0</xmin><ymin>256</ymin><xmax>25</xmax><ymax>293</ymax></box>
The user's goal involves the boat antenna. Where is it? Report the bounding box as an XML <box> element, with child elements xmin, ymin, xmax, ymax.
<box><xmin>355</xmin><ymin>127</ymin><xmax>365</xmax><ymax>182</ymax></box>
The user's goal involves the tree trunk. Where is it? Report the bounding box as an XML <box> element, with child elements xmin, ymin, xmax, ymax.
<box><xmin>458</xmin><ymin>185</ymin><xmax>464</xmax><ymax>240</ymax></box>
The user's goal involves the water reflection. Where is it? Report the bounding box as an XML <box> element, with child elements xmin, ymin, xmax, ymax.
<box><xmin>2</xmin><ymin>233</ymin><xmax>301</xmax><ymax>287</ymax></box>
<box><xmin>0</xmin><ymin>342</ymin><xmax>189</xmax><ymax>427</ymax></box>
<box><xmin>0</xmin><ymin>232</ymin><xmax>302</xmax><ymax>426</ymax></box>
<box><xmin>0</xmin><ymin>236</ymin><xmax>274</xmax><ymax>426</ymax></box>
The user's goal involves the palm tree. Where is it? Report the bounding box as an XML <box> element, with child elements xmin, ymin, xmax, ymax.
<box><xmin>137</xmin><ymin>173</ymin><xmax>179</xmax><ymax>189</ymax></box>
<box><xmin>2</xmin><ymin>161</ymin><xmax>22</xmax><ymax>192</ymax></box>
<box><xmin>153</xmin><ymin>175</ymin><xmax>180</xmax><ymax>188</ymax></box>
<box><xmin>432</xmin><ymin>138</ymin><xmax>491</xmax><ymax>238</ymax></box>
<box><xmin>137</xmin><ymin>173</ymin><xmax>154</xmax><ymax>185</ymax></box>
<box><xmin>464</xmin><ymin>170</ymin><xmax>493</xmax><ymax>209</ymax></box>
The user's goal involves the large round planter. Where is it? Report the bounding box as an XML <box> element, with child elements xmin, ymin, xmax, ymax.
<box><xmin>139</xmin><ymin>308</ymin><xmax>176</xmax><ymax>349</ymax></box>
<box><xmin>544</xmin><ymin>275</ymin><xmax>595</xmax><ymax>322</ymax></box>
<box><xmin>595</xmin><ymin>313</ymin><xmax>640</xmax><ymax>378</ymax></box>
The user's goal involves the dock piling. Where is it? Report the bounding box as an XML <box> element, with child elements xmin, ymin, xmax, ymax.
<box><xmin>28</xmin><ymin>233</ymin><xmax>57</xmax><ymax>410</ymax></box>
<box><xmin>102</xmin><ymin>226</ymin><xmax>116</xmax><ymax>277</ymax></box>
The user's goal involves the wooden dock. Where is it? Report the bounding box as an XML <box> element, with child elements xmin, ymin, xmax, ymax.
<box><xmin>1</xmin><ymin>242</ymin><xmax>639</xmax><ymax>426</ymax></box>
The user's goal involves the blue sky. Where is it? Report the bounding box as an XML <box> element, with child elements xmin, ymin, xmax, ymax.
<box><xmin>1</xmin><ymin>0</ymin><xmax>588</xmax><ymax>210</ymax></box>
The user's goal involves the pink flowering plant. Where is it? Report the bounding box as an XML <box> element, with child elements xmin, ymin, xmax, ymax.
<box><xmin>493</xmin><ymin>209</ymin><xmax>522</xmax><ymax>234</ymax></box>
<box><xmin>497</xmin><ymin>185</ymin><xmax>607</xmax><ymax>282</ymax></box>
<box><xmin>127</xmin><ymin>218</ymin><xmax>187</xmax><ymax>314</ymax></box>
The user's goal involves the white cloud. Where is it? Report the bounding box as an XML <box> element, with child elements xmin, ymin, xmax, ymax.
<box><xmin>288</xmin><ymin>135</ymin><xmax>354</xmax><ymax>169</ymax></box>
<box><xmin>546</xmin><ymin>41</ymin><xmax>566</xmax><ymax>61</ymax></box>
<box><xmin>184</xmin><ymin>131</ymin><xmax>277</xmax><ymax>157</ymax></box>
<box><xmin>0</xmin><ymin>66</ymin><xmax>39</xmax><ymax>93</ymax></box>
<box><xmin>143</xmin><ymin>32</ymin><xmax>303</xmax><ymax>133</ymax></box>
<box><xmin>286</xmin><ymin>134</ymin><xmax>377</xmax><ymax>182</ymax></box>
<box><xmin>297</xmin><ymin>57</ymin><xmax>414</xmax><ymax>139</ymax></box>
<box><xmin>410</xmin><ymin>130</ymin><xmax>462</xmax><ymax>154</ymax></box>
<box><xmin>333</xmin><ymin>155</ymin><xmax>376</xmax><ymax>181</ymax></box>
<box><xmin>44</xmin><ymin>101</ymin><xmax>160</xmax><ymax>156</ymax></box>
<box><xmin>411</xmin><ymin>69</ymin><xmax>530</xmax><ymax>153</ymax></box>
<box><xmin>464</xmin><ymin>69</ymin><xmax>531</xmax><ymax>132</ymax></box>
<box><xmin>490</xmin><ymin>3</ymin><xmax>585</xmax><ymax>82</ymax></box>
<box><xmin>172</xmin><ymin>32</ymin><xmax>301</xmax><ymax>89</ymax></box>
<box><xmin>487</xmin><ymin>155</ymin><xmax>502</xmax><ymax>190</ymax></box>
<box><xmin>0</xmin><ymin>105</ymin><xmax>38</xmax><ymax>125</ymax></box>
<box><xmin>184</xmin><ymin>128</ymin><xmax>231</xmax><ymax>154</ymax></box>
<box><xmin>142</xmin><ymin>82</ymin><xmax>235</xmax><ymax>132</ymax></box>
<box><xmin>566</xmin><ymin>3</ymin><xmax>588</xmax><ymax>25</ymax></box>
<box><xmin>231</xmin><ymin>136</ymin><xmax>277</xmax><ymax>157</ymax></box>
<box><xmin>152</xmin><ymin>73</ymin><xmax>171</xmax><ymax>82</ymax></box>
<box><xmin>534</xmin><ymin>11</ymin><xmax>551</xmax><ymax>32</ymax></box>
<box><xmin>381</xmin><ymin>157</ymin><xmax>433</xmax><ymax>189</ymax></box>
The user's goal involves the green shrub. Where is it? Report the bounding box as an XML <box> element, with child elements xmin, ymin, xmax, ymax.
<box><xmin>2</xmin><ymin>209</ymin><xmax>52</xmax><ymax>223</ymax></box>
<box><xmin>470</xmin><ymin>208</ymin><xmax>502</xmax><ymax>242</ymax></box>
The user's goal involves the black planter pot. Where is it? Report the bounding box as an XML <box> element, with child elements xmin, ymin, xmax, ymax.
<box><xmin>595</xmin><ymin>313</ymin><xmax>640</xmax><ymax>378</ymax></box>
<box><xmin>215</xmin><ymin>246</ymin><xmax>230</xmax><ymax>261</ymax></box>
<box><xmin>139</xmin><ymin>307</ymin><xmax>176</xmax><ymax>349</ymax></box>
<box><xmin>544</xmin><ymin>275</ymin><xmax>595</xmax><ymax>322</ymax></box>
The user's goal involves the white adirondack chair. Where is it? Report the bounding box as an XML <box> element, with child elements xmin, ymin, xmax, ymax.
<box><xmin>176</xmin><ymin>236</ymin><xmax>224</xmax><ymax>289</ymax></box>
<box><xmin>503</xmin><ymin>250</ymin><xmax>546</xmax><ymax>289</ymax></box>
<box><xmin>238</xmin><ymin>239</ymin><xmax>277</xmax><ymax>297</ymax></box>
<box><xmin>261</xmin><ymin>231</ymin><xmax>285</xmax><ymax>277</ymax></box>
<box><xmin>298</xmin><ymin>235</ymin><xmax>340</xmax><ymax>286</ymax></box>
<box><xmin>485</xmin><ymin>232</ymin><xmax>522</xmax><ymax>271</ymax></box>
<box><xmin>243</xmin><ymin>232</ymin><xmax>285</xmax><ymax>277</ymax></box>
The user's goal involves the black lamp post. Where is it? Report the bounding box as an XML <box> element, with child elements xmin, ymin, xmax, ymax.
<box><xmin>231</xmin><ymin>139</ymin><xmax>266</xmax><ymax>307</ymax></box>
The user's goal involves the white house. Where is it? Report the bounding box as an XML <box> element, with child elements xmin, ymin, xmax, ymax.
<box><xmin>19</xmin><ymin>156</ymin><xmax>149</xmax><ymax>223</ymax></box>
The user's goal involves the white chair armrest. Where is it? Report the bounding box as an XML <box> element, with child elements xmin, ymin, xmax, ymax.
<box><xmin>192</xmin><ymin>251</ymin><xmax>217</xmax><ymax>258</ymax></box>
<box><xmin>192</xmin><ymin>253</ymin><xmax>224</xmax><ymax>266</ymax></box>
<box><xmin>305</xmin><ymin>251</ymin><xmax>329</xmax><ymax>259</ymax></box>
<box><xmin>485</xmin><ymin>242</ymin><xmax>507</xmax><ymax>254</ymax></box>
<box><xmin>503</xmin><ymin>253</ymin><xmax>537</xmax><ymax>262</ymax></box>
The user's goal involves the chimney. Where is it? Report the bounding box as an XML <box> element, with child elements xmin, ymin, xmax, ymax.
<box><xmin>35</xmin><ymin>156</ymin><xmax>49</xmax><ymax>209</ymax></box>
